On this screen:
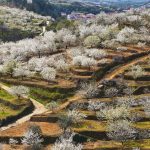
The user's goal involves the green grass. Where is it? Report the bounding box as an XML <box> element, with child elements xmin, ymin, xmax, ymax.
<box><xmin>1</xmin><ymin>82</ymin><xmax>75</xmax><ymax>105</ymax></box>
<box><xmin>73</xmin><ymin>120</ymin><xmax>106</xmax><ymax>132</ymax></box>
<box><xmin>134</xmin><ymin>121</ymin><xmax>150</xmax><ymax>129</ymax></box>
<box><xmin>0</xmin><ymin>82</ymin><xmax>11</xmax><ymax>87</ymax></box>
<box><xmin>0</xmin><ymin>88</ymin><xmax>30</xmax><ymax>120</ymax></box>
<box><xmin>124</xmin><ymin>139</ymin><xmax>150</xmax><ymax>148</ymax></box>
<box><xmin>0</xmin><ymin>103</ymin><xmax>26</xmax><ymax>119</ymax></box>
<box><xmin>0</xmin><ymin>89</ymin><xmax>27</xmax><ymax>105</ymax></box>
<box><xmin>30</xmin><ymin>87</ymin><xmax>74</xmax><ymax>105</ymax></box>
<box><xmin>0</xmin><ymin>89</ymin><xmax>15</xmax><ymax>101</ymax></box>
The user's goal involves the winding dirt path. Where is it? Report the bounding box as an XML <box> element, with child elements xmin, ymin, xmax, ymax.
<box><xmin>0</xmin><ymin>83</ymin><xmax>47</xmax><ymax>131</ymax></box>
<box><xmin>48</xmin><ymin>51</ymin><xmax>150</xmax><ymax>113</ymax></box>
<box><xmin>99</xmin><ymin>53</ymin><xmax>150</xmax><ymax>83</ymax></box>
<box><xmin>45</xmin><ymin>95</ymin><xmax>83</xmax><ymax>114</ymax></box>
<box><xmin>0</xmin><ymin>51</ymin><xmax>149</xmax><ymax>130</ymax></box>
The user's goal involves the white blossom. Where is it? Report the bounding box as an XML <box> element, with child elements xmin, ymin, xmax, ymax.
<box><xmin>81</xmin><ymin>57</ymin><xmax>97</xmax><ymax>69</ymax></box>
<box><xmin>52</xmin><ymin>132</ymin><xmax>83</xmax><ymax>150</ymax></box>
<box><xmin>107</xmin><ymin>120</ymin><xmax>136</xmax><ymax>141</ymax></box>
<box><xmin>116</xmin><ymin>27</ymin><xmax>136</xmax><ymax>44</ymax></box>
<box><xmin>85</xmin><ymin>49</ymin><xmax>107</xmax><ymax>59</ymax></box>
<box><xmin>10</xmin><ymin>86</ymin><xmax>29</xmax><ymax>99</ymax></box>
<box><xmin>22</xmin><ymin>130</ymin><xmax>43</xmax><ymax>148</ymax></box>
<box><xmin>129</xmin><ymin>65</ymin><xmax>145</xmax><ymax>79</ymax></box>
<box><xmin>40</xmin><ymin>67</ymin><xmax>56</xmax><ymax>82</ymax></box>
<box><xmin>84</xmin><ymin>35</ymin><xmax>100</xmax><ymax>48</ymax></box>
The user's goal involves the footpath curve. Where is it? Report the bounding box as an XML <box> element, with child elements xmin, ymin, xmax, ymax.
<box><xmin>101</xmin><ymin>54</ymin><xmax>150</xmax><ymax>81</ymax></box>
<box><xmin>0</xmin><ymin>83</ymin><xmax>47</xmax><ymax>131</ymax></box>
<box><xmin>0</xmin><ymin>51</ymin><xmax>150</xmax><ymax>130</ymax></box>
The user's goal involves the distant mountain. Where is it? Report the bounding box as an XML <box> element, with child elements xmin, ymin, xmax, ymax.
<box><xmin>62</xmin><ymin>0</ymin><xmax>150</xmax><ymax>3</ymax></box>
<box><xmin>78</xmin><ymin>0</ymin><xmax>149</xmax><ymax>2</ymax></box>
<box><xmin>0</xmin><ymin>0</ymin><xmax>114</xmax><ymax>19</ymax></box>
<box><xmin>49</xmin><ymin>0</ymin><xmax>150</xmax><ymax>9</ymax></box>
<box><xmin>0</xmin><ymin>0</ymin><xmax>149</xmax><ymax>19</ymax></box>
<box><xmin>67</xmin><ymin>0</ymin><xmax>150</xmax><ymax>6</ymax></box>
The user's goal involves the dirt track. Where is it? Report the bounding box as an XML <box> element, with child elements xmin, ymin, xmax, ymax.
<box><xmin>0</xmin><ymin>50</ymin><xmax>149</xmax><ymax>131</ymax></box>
<box><xmin>0</xmin><ymin>83</ymin><xmax>47</xmax><ymax>131</ymax></box>
<box><xmin>102</xmin><ymin>54</ymin><xmax>150</xmax><ymax>81</ymax></box>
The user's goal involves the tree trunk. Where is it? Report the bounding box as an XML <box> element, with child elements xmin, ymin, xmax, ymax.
<box><xmin>10</xmin><ymin>73</ymin><xmax>13</xmax><ymax>78</ymax></box>
<box><xmin>38</xmin><ymin>51</ymin><xmax>41</xmax><ymax>58</ymax></box>
<box><xmin>18</xmin><ymin>95</ymin><xmax>21</xmax><ymax>100</ymax></box>
<box><xmin>21</xmin><ymin>76</ymin><xmax>24</xmax><ymax>80</ymax></box>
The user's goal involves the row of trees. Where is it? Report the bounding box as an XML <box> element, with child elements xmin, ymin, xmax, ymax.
<box><xmin>7</xmin><ymin>86</ymin><xmax>150</xmax><ymax>150</ymax></box>
<box><xmin>5</xmin><ymin>80</ymin><xmax>149</xmax><ymax>149</ymax></box>
<box><xmin>0</xmin><ymin>8</ymin><xmax>149</xmax><ymax>84</ymax></box>
<box><xmin>0</xmin><ymin>8</ymin><xmax>150</xmax><ymax>59</ymax></box>
<box><xmin>8</xmin><ymin>125</ymin><xmax>83</xmax><ymax>150</ymax></box>
<box><xmin>0</xmin><ymin>7</ymin><xmax>149</xmax><ymax>150</ymax></box>
<box><xmin>0</xmin><ymin>46</ymin><xmax>109</xmax><ymax>82</ymax></box>
<box><xmin>0</xmin><ymin>5</ymin><xmax>52</xmax><ymax>42</ymax></box>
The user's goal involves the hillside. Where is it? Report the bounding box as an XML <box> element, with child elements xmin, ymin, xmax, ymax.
<box><xmin>1</xmin><ymin>0</ymin><xmax>150</xmax><ymax>21</ymax></box>
<box><xmin>0</xmin><ymin>0</ymin><xmax>114</xmax><ymax>19</ymax></box>
<box><xmin>0</xmin><ymin>5</ymin><xmax>149</xmax><ymax>149</ymax></box>
<box><xmin>0</xmin><ymin>6</ymin><xmax>51</xmax><ymax>42</ymax></box>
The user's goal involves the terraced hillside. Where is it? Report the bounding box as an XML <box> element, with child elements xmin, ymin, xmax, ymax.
<box><xmin>0</xmin><ymin>85</ymin><xmax>33</xmax><ymax>127</ymax></box>
<box><xmin>0</xmin><ymin>5</ymin><xmax>149</xmax><ymax>150</ymax></box>
<box><xmin>0</xmin><ymin>44</ymin><xmax>149</xmax><ymax>149</ymax></box>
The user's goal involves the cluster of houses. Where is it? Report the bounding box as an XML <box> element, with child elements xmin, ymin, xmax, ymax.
<box><xmin>61</xmin><ymin>12</ymin><xmax>96</xmax><ymax>21</ymax></box>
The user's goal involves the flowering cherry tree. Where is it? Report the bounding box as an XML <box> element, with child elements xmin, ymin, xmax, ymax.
<box><xmin>81</xmin><ymin>57</ymin><xmax>97</xmax><ymax>70</ymax></box>
<box><xmin>84</xmin><ymin>35</ymin><xmax>101</xmax><ymax>48</ymax></box>
<box><xmin>13</xmin><ymin>65</ymin><xmax>33</xmax><ymax>80</ymax></box>
<box><xmin>9</xmin><ymin>138</ymin><xmax>18</xmax><ymax>148</ymax></box>
<box><xmin>85</xmin><ymin>49</ymin><xmax>107</xmax><ymax>59</ymax></box>
<box><xmin>79</xmin><ymin>82</ymin><xmax>100</xmax><ymax>99</ymax></box>
<box><xmin>129</xmin><ymin>65</ymin><xmax>145</xmax><ymax>79</ymax></box>
<box><xmin>40</xmin><ymin>67</ymin><xmax>56</xmax><ymax>83</ymax></box>
<box><xmin>58</xmin><ymin>109</ymin><xmax>87</xmax><ymax>129</ymax></box>
<box><xmin>52</xmin><ymin>132</ymin><xmax>83</xmax><ymax>150</ymax></box>
<box><xmin>10</xmin><ymin>86</ymin><xmax>29</xmax><ymax>100</ymax></box>
<box><xmin>55</xmin><ymin>60</ymin><xmax>69</xmax><ymax>72</ymax></box>
<box><xmin>2</xmin><ymin>60</ymin><xmax>17</xmax><ymax>77</ymax></box>
<box><xmin>116</xmin><ymin>27</ymin><xmax>136</xmax><ymax>44</ymax></box>
<box><xmin>97</xmin><ymin>105</ymin><xmax>130</xmax><ymax>121</ymax></box>
<box><xmin>72</xmin><ymin>56</ymin><xmax>86</xmax><ymax>67</ymax></box>
<box><xmin>22</xmin><ymin>126</ymin><xmax>43</xmax><ymax>150</ymax></box>
<box><xmin>56</xmin><ymin>29</ymin><xmax>72</xmax><ymax>44</ymax></box>
<box><xmin>63</xmin><ymin>34</ymin><xmax>76</xmax><ymax>49</ymax></box>
<box><xmin>107</xmin><ymin>120</ymin><xmax>136</xmax><ymax>142</ymax></box>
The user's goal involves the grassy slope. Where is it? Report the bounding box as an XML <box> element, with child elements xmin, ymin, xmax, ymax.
<box><xmin>0</xmin><ymin>7</ymin><xmax>49</xmax><ymax>42</ymax></box>
<box><xmin>0</xmin><ymin>89</ymin><xmax>30</xmax><ymax>120</ymax></box>
<box><xmin>30</xmin><ymin>87</ymin><xmax>74</xmax><ymax>105</ymax></box>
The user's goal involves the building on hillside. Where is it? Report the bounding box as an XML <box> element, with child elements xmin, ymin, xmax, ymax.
<box><xmin>67</xmin><ymin>12</ymin><xmax>96</xmax><ymax>21</ymax></box>
<box><xmin>61</xmin><ymin>12</ymin><xmax>67</xmax><ymax>17</ymax></box>
<box><xmin>27</xmin><ymin>0</ymin><xmax>32</xmax><ymax>4</ymax></box>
